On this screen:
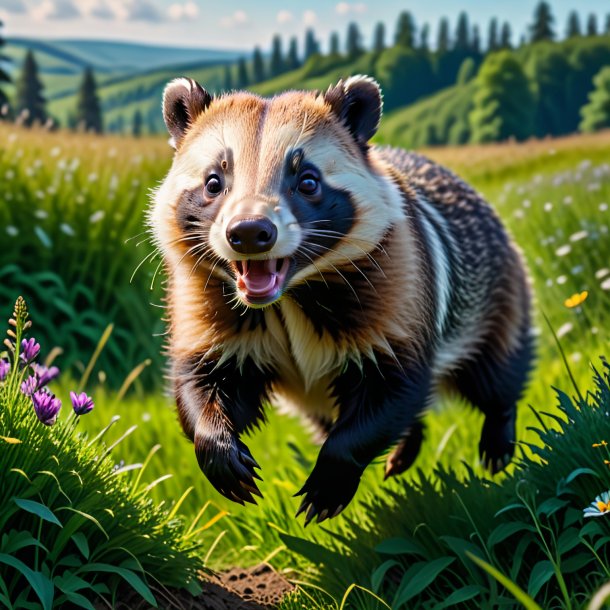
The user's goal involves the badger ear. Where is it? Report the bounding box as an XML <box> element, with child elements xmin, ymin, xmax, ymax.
<box><xmin>162</xmin><ymin>78</ymin><xmax>212</xmax><ymax>148</ymax></box>
<box><xmin>324</xmin><ymin>75</ymin><xmax>383</xmax><ymax>144</ymax></box>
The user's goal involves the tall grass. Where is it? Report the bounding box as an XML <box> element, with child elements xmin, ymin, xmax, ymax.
<box><xmin>0</xmin><ymin>126</ymin><xmax>170</xmax><ymax>388</ymax></box>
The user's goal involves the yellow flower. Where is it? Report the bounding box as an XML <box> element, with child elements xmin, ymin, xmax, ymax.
<box><xmin>564</xmin><ymin>291</ymin><xmax>588</xmax><ymax>308</ymax></box>
<box><xmin>593</xmin><ymin>441</ymin><xmax>608</xmax><ymax>448</ymax></box>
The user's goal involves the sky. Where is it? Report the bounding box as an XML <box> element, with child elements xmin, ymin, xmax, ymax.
<box><xmin>1</xmin><ymin>0</ymin><xmax>609</xmax><ymax>52</ymax></box>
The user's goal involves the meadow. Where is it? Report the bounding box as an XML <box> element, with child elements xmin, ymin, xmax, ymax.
<box><xmin>1</xmin><ymin>123</ymin><xmax>610</xmax><ymax>608</ymax></box>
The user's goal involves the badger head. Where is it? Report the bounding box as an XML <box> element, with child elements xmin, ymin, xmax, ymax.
<box><xmin>150</xmin><ymin>75</ymin><xmax>403</xmax><ymax>309</ymax></box>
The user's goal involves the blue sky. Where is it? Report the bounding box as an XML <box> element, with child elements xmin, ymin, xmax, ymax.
<box><xmin>1</xmin><ymin>0</ymin><xmax>608</xmax><ymax>51</ymax></box>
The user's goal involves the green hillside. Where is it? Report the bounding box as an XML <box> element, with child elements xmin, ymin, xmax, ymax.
<box><xmin>3</xmin><ymin>37</ymin><xmax>240</xmax><ymax>102</ymax></box>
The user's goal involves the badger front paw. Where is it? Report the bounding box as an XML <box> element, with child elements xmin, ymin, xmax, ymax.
<box><xmin>295</xmin><ymin>457</ymin><xmax>362</xmax><ymax>526</ymax></box>
<box><xmin>196</xmin><ymin>434</ymin><xmax>263</xmax><ymax>505</ymax></box>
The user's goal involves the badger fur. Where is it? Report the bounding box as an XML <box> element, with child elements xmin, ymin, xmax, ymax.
<box><xmin>149</xmin><ymin>75</ymin><xmax>533</xmax><ymax>525</ymax></box>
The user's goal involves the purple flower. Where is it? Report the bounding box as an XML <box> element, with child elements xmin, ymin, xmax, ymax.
<box><xmin>31</xmin><ymin>363</ymin><xmax>60</xmax><ymax>388</ymax></box>
<box><xmin>32</xmin><ymin>390</ymin><xmax>62</xmax><ymax>426</ymax></box>
<box><xmin>20</xmin><ymin>338</ymin><xmax>40</xmax><ymax>365</ymax></box>
<box><xmin>0</xmin><ymin>359</ymin><xmax>9</xmax><ymax>381</ymax></box>
<box><xmin>70</xmin><ymin>392</ymin><xmax>94</xmax><ymax>416</ymax></box>
<box><xmin>21</xmin><ymin>375</ymin><xmax>38</xmax><ymax>397</ymax></box>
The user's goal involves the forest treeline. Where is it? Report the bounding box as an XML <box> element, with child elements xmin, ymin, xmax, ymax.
<box><xmin>1</xmin><ymin>1</ymin><xmax>610</xmax><ymax>144</ymax></box>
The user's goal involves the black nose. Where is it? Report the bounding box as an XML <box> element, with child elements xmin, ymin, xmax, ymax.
<box><xmin>226</xmin><ymin>215</ymin><xmax>278</xmax><ymax>254</ymax></box>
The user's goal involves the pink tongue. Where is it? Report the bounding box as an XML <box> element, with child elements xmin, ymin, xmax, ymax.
<box><xmin>242</xmin><ymin>260</ymin><xmax>276</xmax><ymax>296</ymax></box>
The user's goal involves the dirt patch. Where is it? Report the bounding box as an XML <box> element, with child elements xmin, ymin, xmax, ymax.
<box><xmin>110</xmin><ymin>563</ymin><xmax>295</xmax><ymax>609</ymax></box>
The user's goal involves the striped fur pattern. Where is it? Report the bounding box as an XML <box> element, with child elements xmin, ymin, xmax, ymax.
<box><xmin>149</xmin><ymin>75</ymin><xmax>533</xmax><ymax>524</ymax></box>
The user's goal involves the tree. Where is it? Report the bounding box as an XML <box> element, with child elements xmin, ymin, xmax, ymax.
<box><xmin>236</xmin><ymin>57</ymin><xmax>249</xmax><ymax>87</ymax></box>
<box><xmin>15</xmin><ymin>49</ymin><xmax>46</xmax><ymax>126</ymax></box>
<box><xmin>580</xmin><ymin>66</ymin><xmax>610</xmax><ymax>132</ymax></box>
<box><xmin>487</xmin><ymin>18</ymin><xmax>499</xmax><ymax>51</ymax></box>
<box><xmin>471</xmin><ymin>25</ymin><xmax>481</xmax><ymax>54</ymax></box>
<box><xmin>223</xmin><ymin>64</ymin><xmax>233</xmax><ymax>91</ymax></box>
<box><xmin>529</xmin><ymin>1</ymin><xmax>555</xmax><ymax>42</ymax></box>
<box><xmin>373</xmin><ymin>22</ymin><xmax>385</xmax><ymax>52</ymax></box>
<box><xmin>500</xmin><ymin>22</ymin><xmax>512</xmax><ymax>48</ymax></box>
<box><xmin>606</xmin><ymin>14</ymin><xmax>610</xmax><ymax>35</ymax></box>
<box><xmin>252</xmin><ymin>47</ymin><xmax>265</xmax><ymax>83</ymax></box>
<box><xmin>526</xmin><ymin>46</ymin><xmax>571</xmax><ymax>136</ymax></box>
<box><xmin>457</xmin><ymin>57</ymin><xmax>476</xmax><ymax>85</ymax></box>
<box><xmin>419</xmin><ymin>24</ymin><xmax>430</xmax><ymax>51</ymax></box>
<box><xmin>587</xmin><ymin>14</ymin><xmax>598</xmax><ymax>36</ymax></box>
<box><xmin>345</xmin><ymin>22</ymin><xmax>363</xmax><ymax>59</ymax></box>
<box><xmin>132</xmin><ymin>109</ymin><xmax>142</xmax><ymax>137</ymax></box>
<box><xmin>329</xmin><ymin>32</ymin><xmax>340</xmax><ymax>55</ymax></box>
<box><xmin>270</xmin><ymin>35</ymin><xmax>285</xmax><ymax>77</ymax></box>
<box><xmin>304</xmin><ymin>29</ymin><xmax>319</xmax><ymax>60</ymax></box>
<box><xmin>76</xmin><ymin>67</ymin><xmax>102</xmax><ymax>133</ymax></box>
<box><xmin>566</xmin><ymin>11</ymin><xmax>581</xmax><ymax>37</ymax></box>
<box><xmin>0</xmin><ymin>20</ymin><xmax>11</xmax><ymax>115</ymax></box>
<box><xmin>286</xmin><ymin>37</ymin><xmax>300</xmax><ymax>71</ymax></box>
<box><xmin>437</xmin><ymin>18</ymin><xmax>450</xmax><ymax>53</ymax></box>
<box><xmin>454</xmin><ymin>12</ymin><xmax>470</xmax><ymax>52</ymax></box>
<box><xmin>469</xmin><ymin>51</ymin><xmax>535</xmax><ymax>142</ymax></box>
<box><xmin>395</xmin><ymin>11</ymin><xmax>416</xmax><ymax>48</ymax></box>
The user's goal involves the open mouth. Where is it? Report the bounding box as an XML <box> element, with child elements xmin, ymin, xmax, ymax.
<box><xmin>232</xmin><ymin>258</ymin><xmax>291</xmax><ymax>306</ymax></box>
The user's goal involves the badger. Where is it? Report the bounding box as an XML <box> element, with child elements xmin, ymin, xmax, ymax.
<box><xmin>149</xmin><ymin>75</ymin><xmax>533</xmax><ymax>525</ymax></box>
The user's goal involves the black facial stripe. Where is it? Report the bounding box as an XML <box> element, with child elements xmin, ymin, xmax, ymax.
<box><xmin>282</xmin><ymin>162</ymin><xmax>356</xmax><ymax>269</ymax></box>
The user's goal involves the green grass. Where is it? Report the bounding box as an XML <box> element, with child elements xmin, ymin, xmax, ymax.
<box><xmin>2</xmin><ymin>125</ymin><xmax>610</xmax><ymax>607</ymax></box>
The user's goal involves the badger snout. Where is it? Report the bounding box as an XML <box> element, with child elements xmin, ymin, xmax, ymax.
<box><xmin>226</xmin><ymin>215</ymin><xmax>278</xmax><ymax>254</ymax></box>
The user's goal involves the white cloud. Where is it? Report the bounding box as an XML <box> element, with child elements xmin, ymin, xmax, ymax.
<box><xmin>303</xmin><ymin>10</ymin><xmax>317</xmax><ymax>26</ymax></box>
<box><xmin>168</xmin><ymin>1</ymin><xmax>198</xmax><ymax>21</ymax></box>
<box><xmin>31</xmin><ymin>0</ymin><xmax>81</xmax><ymax>20</ymax></box>
<box><xmin>220</xmin><ymin>9</ymin><xmax>248</xmax><ymax>28</ymax></box>
<box><xmin>276</xmin><ymin>10</ymin><xmax>293</xmax><ymax>24</ymax></box>
<box><xmin>120</xmin><ymin>0</ymin><xmax>161</xmax><ymax>22</ymax></box>
<box><xmin>0</xmin><ymin>0</ymin><xmax>27</xmax><ymax>14</ymax></box>
<box><xmin>335</xmin><ymin>2</ymin><xmax>366</xmax><ymax>16</ymax></box>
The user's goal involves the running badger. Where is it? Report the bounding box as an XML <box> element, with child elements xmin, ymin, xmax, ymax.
<box><xmin>150</xmin><ymin>75</ymin><xmax>533</xmax><ymax>525</ymax></box>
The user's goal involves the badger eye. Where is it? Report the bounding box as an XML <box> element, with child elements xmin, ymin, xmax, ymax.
<box><xmin>205</xmin><ymin>174</ymin><xmax>222</xmax><ymax>197</ymax></box>
<box><xmin>297</xmin><ymin>171</ymin><xmax>321</xmax><ymax>197</ymax></box>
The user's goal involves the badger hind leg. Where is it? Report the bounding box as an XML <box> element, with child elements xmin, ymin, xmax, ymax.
<box><xmin>454</xmin><ymin>323</ymin><xmax>534</xmax><ymax>474</ymax></box>
<box><xmin>384</xmin><ymin>421</ymin><xmax>425</xmax><ymax>479</ymax></box>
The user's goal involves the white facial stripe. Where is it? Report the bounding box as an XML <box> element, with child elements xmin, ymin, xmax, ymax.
<box><xmin>416</xmin><ymin>196</ymin><xmax>454</xmax><ymax>335</ymax></box>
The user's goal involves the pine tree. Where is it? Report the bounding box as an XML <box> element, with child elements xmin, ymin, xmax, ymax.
<box><xmin>270</xmin><ymin>35</ymin><xmax>285</xmax><ymax>76</ymax></box>
<box><xmin>373</xmin><ymin>22</ymin><xmax>385</xmax><ymax>52</ymax></box>
<box><xmin>15</xmin><ymin>49</ymin><xmax>46</xmax><ymax>127</ymax></box>
<box><xmin>76</xmin><ymin>67</ymin><xmax>102</xmax><ymax>133</ymax></box>
<box><xmin>469</xmin><ymin>51</ymin><xmax>535</xmax><ymax>142</ymax></box>
<box><xmin>304</xmin><ymin>29</ymin><xmax>319</xmax><ymax>60</ymax></box>
<box><xmin>345</xmin><ymin>22</ymin><xmax>363</xmax><ymax>58</ymax></box>
<box><xmin>0</xmin><ymin>20</ymin><xmax>11</xmax><ymax>115</ymax></box>
<box><xmin>132</xmin><ymin>108</ymin><xmax>142</xmax><ymax>137</ymax></box>
<box><xmin>586</xmin><ymin>14</ymin><xmax>598</xmax><ymax>36</ymax></box>
<box><xmin>286</xmin><ymin>37</ymin><xmax>300</xmax><ymax>71</ymax></box>
<box><xmin>437</xmin><ymin>18</ymin><xmax>450</xmax><ymax>53</ymax></box>
<box><xmin>529</xmin><ymin>1</ymin><xmax>555</xmax><ymax>42</ymax></box>
<box><xmin>566</xmin><ymin>11</ymin><xmax>581</xmax><ymax>37</ymax></box>
<box><xmin>487</xmin><ymin>18</ymin><xmax>499</xmax><ymax>51</ymax></box>
<box><xmin>252</xmin><ymin>47</ymin><xmax>265</xmax><ymax>83</ymax></box>
<box><xmin>454</xmin><ymin>12</ymin><xmax>470</xmax><ymax>52</ymax></box>
<box><xmin>605</xmin><ymin>14</ymin><xmax>610</xmax><ymax>34</ymax></box>
<box><xmin>471</xmin><ymin>25</ymin><xmax>481</xmax><ymax>53</ymax></box>
<box><xmin>420</xmin><ymin>24</ymin><xmax>430</xmax><ymax>51</ymax></box>
<box><xmin>580</xmin><ymin>66</ymin><xmax>610</xmax><ymax>132</ymax></box>
<box><xmin>500</xmin><ymin>22</ymin><xmax>512</xmax><ymax>48</ymax></box>
<box><xmin>223</xmin><ymin>64</ymin><xmax>233</xmax><ymax>91</ymax></box>
<box><xmin>236</xmin><ymin>57</ymin><xmax>249</xmax><ymax>87</ymax></box>
<box><xmin>329</xmin><ymin>32</ymin><xmax>340</xmax><ymax>55</ymax></box>
<box><xmin>395</xmin><ymin>11</ymin><xmax>416</xmax><ymax>48</ymax></box>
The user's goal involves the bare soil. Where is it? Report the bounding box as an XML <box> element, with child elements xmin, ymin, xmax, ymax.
<box><xmin>111</xmin><ymin>563</ymin><xmax>295</xmax><ymax>609</ymax></box>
